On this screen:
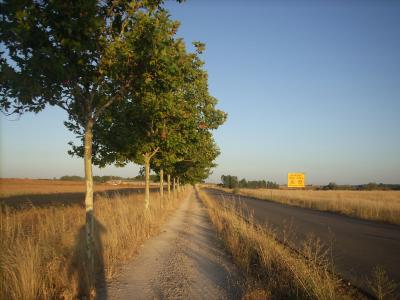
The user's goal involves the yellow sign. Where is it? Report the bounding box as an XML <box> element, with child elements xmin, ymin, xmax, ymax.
<box><xmin>288</xmin><ymin>173</ymin><xmax>305</xmax><ymax>188</ymax></box>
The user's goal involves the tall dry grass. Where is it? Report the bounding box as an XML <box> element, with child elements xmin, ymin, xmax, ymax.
<box><xmin>0</xmin><ymin>187</ymin><xmax>191</xmax><ymax>300</ymax></box>
<box><xmin>214</xmin><ymin>187</ymin><xmax>400</xmax><ymax>225</ymax></box>
<box><xmin>197</xmin><ymin>187</ymin><xmax>355</xmax><ymax>300</ymax></box>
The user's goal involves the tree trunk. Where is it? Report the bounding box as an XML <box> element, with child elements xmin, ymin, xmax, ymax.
<box><xmin>84</xmin><ymin>118</ymin><xmax>95</xmax><ymax>272</ymax></box>
<box><xmin>177</xmin><ymin>177</ymin><xmax>180</xmax><ymax>193</ymax></box>
<box><xmin>167</xmin><ymin>174</ymin><xmax>171</xmax><ymax>200</ymax></box>
<box><xmin>160</xmin><ymin>168</ymin><xmax>164</xmax><ymax>199</ymax></box>
<box><xmin>173</xmin><ymin>177</ymin><xmax>176</xmax><ymax>199</ymax></box>
<box><xmin>144</xmin><ymin>153</ymin><xmax>150</xmax><ymax>210</ymax></box>
<box><xmin>159</xmin><ymin>168</ymin><xmax>164</xmax><ymax>209</ymax></box>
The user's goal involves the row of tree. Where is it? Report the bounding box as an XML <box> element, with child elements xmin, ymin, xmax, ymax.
<box><xmin>59</xmin><ymin>174</ymin><xmax>160</xmax><ymax>183</ymax></box>
<box><xmin>1</xmin><ymin>0</ymin><xmax>225</xmax><ymax>278</ymax></box>
<box><xmin>321</xmin><ymin>182</ymin><xmax>400</xmax><ymax>191</ymax></box>
<box><xmin>59</xmin><ymin>175</ymin><xmax>87</xmax><ymax>181</ymax></box>
<box><xmin>220</xmin><ymin>175</ymin><xmax>279</xmax><ymax>189</ymax></box>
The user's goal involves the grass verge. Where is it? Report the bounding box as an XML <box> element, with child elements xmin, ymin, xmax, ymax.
<box><xmin>0</xmin><ymin>187</ymin><xmax>191</xmax><ymax>299</ymax></box>
<box><xmin>197</xmin><ymin>186</ymin><xmax>355</xmax><ymax>300</ymax></box>
<box><xmin>212</xmin><ymin>187</ymin><xmax>400</xmax><ymax>225</ymax></box>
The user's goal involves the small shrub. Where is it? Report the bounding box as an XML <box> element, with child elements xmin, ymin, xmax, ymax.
<box><xmin>367</xmin><ymin>265</ymin><xmax>398</xmax><ymax>300</ymax></box>
<box><xmin>233</xmin><ymin>187</ymin><xmax>241</xmax><ymax>194</ymax></box>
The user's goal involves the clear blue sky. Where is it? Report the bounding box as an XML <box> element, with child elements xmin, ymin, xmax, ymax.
<box><xmin>1</xmin><ymin>1</ymin><xmax>399</xmax><ymax>185</ymax></box>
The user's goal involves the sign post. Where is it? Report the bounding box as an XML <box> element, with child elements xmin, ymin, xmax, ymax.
<box><xmin>287</xmin><ymin>173</ymin><xmax>305</xmax><ymax>188</ymax></box>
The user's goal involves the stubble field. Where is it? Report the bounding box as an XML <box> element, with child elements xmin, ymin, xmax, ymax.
<box><xmin>0</xmin><ymin>178</ymin><xmax>159</xmax><ymax>209</ymax></box>
<box><xmin>0</xmin><ymin>178</ymin><xmax>152</xmax><ymax>197</ymax></box>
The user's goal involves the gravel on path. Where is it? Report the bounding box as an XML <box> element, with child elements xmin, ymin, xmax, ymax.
<box><xmin>100</xmin><ymin>191</ymin><xmax>243</xmax><ymax>300</ymax></box>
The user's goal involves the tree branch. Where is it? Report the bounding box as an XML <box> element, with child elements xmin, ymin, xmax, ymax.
<box><xmin>56</xmin><ymin>101</ymin><xmax>71</xmax><ymax>114</ymax></box>
<box><xmin>94</xmin><ymin>97</ymin><xmax>115</xmax><ymax>119</ymax></box>
<box><xmin>149</xmin><ymin>147</ymin><xmax>160</xmax><ymax>159</ymax></box>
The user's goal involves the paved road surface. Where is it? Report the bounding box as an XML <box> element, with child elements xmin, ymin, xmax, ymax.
<box><xmin>101</xmin><ymin>191</ymin><xmax>243</xmax><ymax>300</ymax></box>
<box><xmin>205</xmin><ymin>188</ymin><xmax>400</xmax><ymax>295</ymax></box>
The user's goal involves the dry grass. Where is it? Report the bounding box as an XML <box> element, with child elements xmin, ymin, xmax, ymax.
<box><xmin>0</xmin><ymin>187</ymin><xmax>191</xmax><ymax>300</ymax></box>
<box><xmin>197</xmin><ymin>186</ymin><xmax>355</xmax><ymax>300</ymax></box>
<box><xmin>213</xmin><ymin>187</ymin><xmax>400</xmax><ymax>225</ymax></box>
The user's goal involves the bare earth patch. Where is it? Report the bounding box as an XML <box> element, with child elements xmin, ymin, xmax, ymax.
<box><xmin>101</xmin><ymin>191</ymin><xmax>243</xmax><ymax>299</ymax></box>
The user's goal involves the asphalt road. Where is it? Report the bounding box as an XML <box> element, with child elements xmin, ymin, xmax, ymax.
<box><xmin>205</xmin><ymin>189</ymin><xmax>400</xmax><ymax>296</ymax></box>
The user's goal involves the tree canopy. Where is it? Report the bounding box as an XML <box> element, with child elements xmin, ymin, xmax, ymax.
<box><xmin>69</xmin><ymin>14</ymin><xmax>227</xmax><ymax>201</ymax></box>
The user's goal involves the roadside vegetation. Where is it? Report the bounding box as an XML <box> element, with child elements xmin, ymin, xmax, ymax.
<box><xmin>0</xmin><ymin>187</ymin><xmax>191</xmax><ymax>299</ymax></box>
<box><xmin>213</xmin><ymin>186</ymin><xmax>400</xmax><ymax>225</ymax></box>
<box><xmin>197</xmin><ymin>186</ymin><xmax>355</xmax><ymax>300</ymax></box>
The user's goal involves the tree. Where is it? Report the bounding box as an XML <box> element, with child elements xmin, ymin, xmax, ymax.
<box><xmin>365</xmin><ymin>182</ymin><xmax>378</xmax><ymax>190</ymax></box>
<box><xmin>0</xmin><ymin>0</ymin><xmax>181</xmax><ymax>286</ymax></box>
<box><xmin>164</xmin><ymin>49</ymin><xmax>227</xmax><ymax>186</ymax></box>
<box><xmin>239</xmin><ymin>178</ymin><xmax>248</xmax><ymax>188</ymax></box>
<box><xmin>85</xmin><ymin>11</ymin><xmax>190</xmax><ymax>209</ymax></box>
<box><xmin>173</xmin><ymin>131</ymin><xmax>221</xmax><ymax>185</ymax></box>
<box><xmin>148</xmin><ymin>41</ymin><xmax>227</xmax><ymax>199</ymax></box>
<box><xmin>221</xmin><ymin>175</ymin><xmax>239</xmax><ymax>188</ymax></box>
<box><xmin>88</xmin><ymin>19</ymin><xmax>226</xmax><ymax>208</ymax></box>
<box><xmin>324</xmin><ymin>182</ymin><xmax>338</xmax><ymax>190</ymax></box>
<box><xmin>266</xmin><ymin>181</ymin><xmax>279</xmax><ymax>189</ymax></box>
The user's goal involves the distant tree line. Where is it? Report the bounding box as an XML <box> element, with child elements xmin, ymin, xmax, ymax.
<box><xmin>59</xmin><ymin>175</ymin><xmax>85</xmax><ymax>181</ymax></box>
<box><xmin>59</xmin><ymin>174</ymin><xmax>159</xmax><ymax>183</ymax></box>
<box><xmin>321</xmin><ymin>182</ymin><xmax>400</xmax><ymax>191</ymax></box>
<box><xmin>132</xmin><ymin>174</ymin><xmax>159</xmax><ymax>182</ymax></box>
<box><xmin>220</xmin><ymin>175</ymin><xmax>279</xmax><ymax>189</ymax></box>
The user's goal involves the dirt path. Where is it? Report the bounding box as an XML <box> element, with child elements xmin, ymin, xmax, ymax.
<box><xmin>100</xmin><ymin>190</ymin><xmax>243</xmax><ymax>300</ymax></box>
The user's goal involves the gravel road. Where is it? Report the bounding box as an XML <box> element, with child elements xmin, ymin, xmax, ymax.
<box><xmin>100</xmin><ymin>190</ymin><xmax>243</xmax><ymax>300</ymax></box>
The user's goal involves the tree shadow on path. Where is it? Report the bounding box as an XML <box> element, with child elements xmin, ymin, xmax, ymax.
<box><xmin>68</xmin><ymin>217</ymin><xmax>107</xmax><ymax>299</ymax></box>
